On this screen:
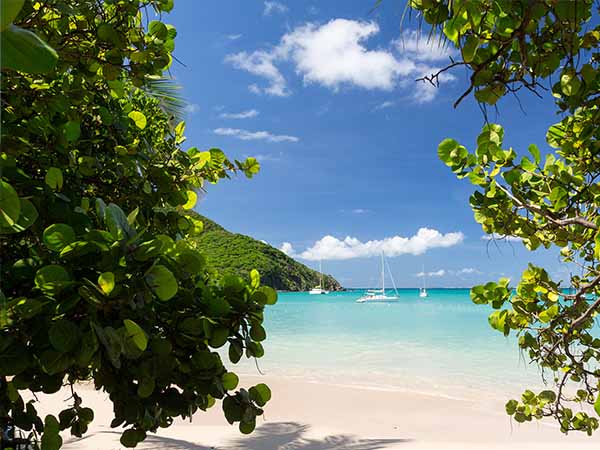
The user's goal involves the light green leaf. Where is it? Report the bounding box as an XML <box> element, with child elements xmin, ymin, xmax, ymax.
<box><xmin>145</xmin><ymin>265</ymin><xmax>178</xmax><ymax>301</ymax></box>
<box><xmin>221</xmin><ymin>372</ymin><xmax>239</xmax><ymax>391</ymax></box>
<box><xmin>560</xmin><ymin>69</ymin><xmax>581</xmax><ymax>96</ymax></box>
<box><xmin>1</xmin><ymin>24</ymin><xmax>58</xmax><ymax>73</ymax></box>
<box><xmin>123</xmin><ymin>319</ymin><xmax>147</xmax><ymax>351</ymax></box>
<box><xmin>182</xmin><ymin>190</ymin><xmax>197</xmax><ymax>209</ymax></box>
<box><xmin>0</xmin><ymin>179</ymin><xmax>21</xmax><ymax>227</ymax></box>
<box><xmin>250</xmin><ymin>269</ymin><xmax>260</xmax><ymax>289</ymax></box>
<box><xmin>43</xmin><ymin>224</ymin><xmax>76</xmax><ymax>252</ymax></box>
<box><xmin>249</xmin><ymin>383</ymin><xmax>271</xmax><ymax>407</ymax></box>
<box><xmin>594</xmin><ymin>394</ymin><xmax>600</xmax><ymax>417</ymax></box>
<box><xmin>128</xmin><ymin>111</ymin><xmax>147</xmax><ymax>129</ymax></box>
<box><xmin>98</xmin><ymin>272</ymin><xmax>115</xmax><ymax>295</ymax></box>
<box><xmin>0</xmin><ymin>198</ymin><xmax>37</xmax><ymax>234</ymax></box>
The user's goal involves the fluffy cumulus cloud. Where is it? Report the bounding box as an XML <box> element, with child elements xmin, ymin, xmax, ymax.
<box><xmin>416</xmin><ymin>269</ymin><xmax>446</xmax><ymax>277</ymax></box>
<box><xmin>280</xmin><ymin>242</ymin><xmax>295</xmax><ymax>256</ymax></box>
<box><xmin>184</xmin><ymin>103</ymin><xmax>200</xmax><ymax>114</ymax></box>
<box><xmin>214</xmin><ymin>127</ymin><xmax>299</xmax><ymax>143</ymax></box>
<box><xmin>225</xmin><ymin>20</ymin><xmax>455</xmax><ymax>102</ymax></box>
<box><xmin>219</xmin><ymin>109</ymin><xmax>259</xmax><ymax>119</ymax></box>
<box><xmin>291</xmin><ymin>228</ymin><xmax>463</xmax><ymax>261</ymax></box>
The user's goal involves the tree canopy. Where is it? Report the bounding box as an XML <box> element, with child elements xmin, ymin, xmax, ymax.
<box><xmin>0</xmin><ymin>1</ymin><xmax>273</xmax><ymax>448</ymax></box>
<box><xmin>410</xmin><ymin>0</ymin><xmax>600</xmax><ymax>435</ymax></box>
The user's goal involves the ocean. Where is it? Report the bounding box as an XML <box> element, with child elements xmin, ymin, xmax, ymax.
<box><xmin>235</xmin><ymin>289</ymin><xmax>547</xmax><ymax>401</ymax></box>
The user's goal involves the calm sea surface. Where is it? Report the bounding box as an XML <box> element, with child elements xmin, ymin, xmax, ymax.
<box><xmin>235</xmin><ymin>289</ymin><xmax>547</xmax><ymax>401</ymax></box>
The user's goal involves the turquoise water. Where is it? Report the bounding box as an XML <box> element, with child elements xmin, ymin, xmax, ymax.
<box><xmin>236</xmin><ymin>289</ymin><xmax>546</xmax><ymax>400</ymax></box>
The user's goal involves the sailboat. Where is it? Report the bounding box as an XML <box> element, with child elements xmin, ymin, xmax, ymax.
<box><xmin>309</xmin><ymin>259</ymin><xmax>330</xmax><ymax>295</ymax></box>
<box><xmin>419</xmin><ymin>264</ymin><xmax>429</xmax><ymax>298</ymax></box>
<box><xmin>356</xmin><ymin>252</ymin><xmax>399</xmax><ymax>303</ymax></box>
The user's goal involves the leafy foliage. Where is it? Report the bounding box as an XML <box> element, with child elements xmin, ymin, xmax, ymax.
<box><xmin>1</xmin><ymin>1</ymin><xmax>274</xmax><ymax>447</ymax></box>
<box><xmin>189</xmin><ymin>214</ymin><xmax>342</xmax><ymax>292</ymax></box>
<box><xmin>410</xmin><ymin>0</ymin><xmax>600</xmax><ymax>435</ymax></box>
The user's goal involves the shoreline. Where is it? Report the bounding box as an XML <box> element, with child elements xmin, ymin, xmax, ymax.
<box><xmin>30</xmin><ymin>374</ymin><xmax>600</xmax><ymax>450</ymax></box>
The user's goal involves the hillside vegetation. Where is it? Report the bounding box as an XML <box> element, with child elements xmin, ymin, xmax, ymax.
<box><xmin>190</xmin><ymin>215</ymin><xmax>342</xmax><ymax>292</ymax></box>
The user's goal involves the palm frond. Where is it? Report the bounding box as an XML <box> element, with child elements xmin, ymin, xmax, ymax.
<box><xmin>143</xmin><ymin>76</ymin><xmax>187</xmax><ymax>124</ymax></box>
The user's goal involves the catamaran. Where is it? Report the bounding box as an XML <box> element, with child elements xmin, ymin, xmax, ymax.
<box><xmin>309</xmin><ymin>259</ymin><xmax>330</xmax><ymax>295</ymax></box>
<box><xmin>419</xmin><ymin>264</ymin><xmax>429</xmax><ymax>298</ymax></box>
<box><xmin>356</xmin><ymin>252</ymin><xmax>399</xmax><ymax>303</ymax></box>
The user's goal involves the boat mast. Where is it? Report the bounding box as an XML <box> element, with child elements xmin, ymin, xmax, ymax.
<box><xmin>381</xmin><ymin>252</ymin><xmax>385</xmax><ymax>293</ymax></box>
<box><xmin>319</xmin><ymin>259</ymin><xmax>323</xmax><ymax>288</ymax></box>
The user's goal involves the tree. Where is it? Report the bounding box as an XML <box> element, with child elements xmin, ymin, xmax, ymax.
<box><xmin>409</xmin><ymin>0</ymin><xmax>600</xmax><ymax>435</ymax></box>
<box><xmin>0</xmin><ymin>1</ymin><xmax>273</xmax><ymax>448</ymax></box>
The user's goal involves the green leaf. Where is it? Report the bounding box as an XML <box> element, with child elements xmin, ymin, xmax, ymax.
<box><xmin>63</xmin><ymin>120</ymin><xmax>81</xmax><ymax>142</ymax></box>
<box><xmin>528</xmin><ymin>144</ymin><xmax>540</xmax><ymax>165</ymax></box>
<box><xmin>49</xmin><ymin>320</ymin><xmax>79</xmax><ymax>352</ymax></box>
<box><xmin>120</xmin><ymin>429</ymin><xmax>146</xmax><ymax>448</ymax></box>
<box><xmin>41</xmin><ymin>415</ymin><xmax>62</xmax><ymax>450</ymax></box>
<box><xmin>182</xmin><ymin>190</ymin><xmax>197</xmax><ymax>209</ymax></box>
<box><xmin>0</xmin><ymin>198</ymin><xmax>38</xmax><ymax>234</ymax></box>
<box><xmin>98</xmin><ymin>272</ymin><xmax>115</xmax><ymax>295</ymax></box>
<box><xmin>1</xmin><ymin>0</ymin><xmax>25</xmax><ymax>31</ymax></box>
<box><xmin>0</xmin><ymin>179</ymin><xmax>21</xmax><ymax>228</ymax></box>
<box><xmin>239</xmin><ymin>418</ymin><xmax>256</xmax><ymax>434</ymax></box>
<box><xmin>45</xmin><ymin>167</ymin><xmax>63</xmax><ymax>190</ymax></box>
<box><xmin>222</xmin><ymin>372</ymin><xmax>239</xmax><ymax>391</ymax></box>
<box><xmin>250</xmin><ymin>325</ymin><xmax>266</xmax><ymax>342</ymax></box>
<box><xmin>594</xmin><ymin>394</ymin><xmax>600</xmax><ymax>417</ymax></box>
<box><xmin>437</xmin><ymin>138</ymin><xmax>459</xmax><ymax>164</ymax></box>
<box><xmin>249</xmin><ymin>383</ymin><xmax>271</xmax><ymax>407</ymax></box>
<box><xmin>250</xmin><ymin>269</ymin><xmax>260</xmax><ymax>289</ymax></box>
<box><xmin>145</xmin><ymin>265</ymin><xmax>178</xmax><ymax>301</ymax></box>
<box><xmin>123</xmin><ymin>319</ymin><xmax>148</xmax><ymax>351</ymax></box>
<box><xmin>35</xmin><ymin>265</ymin><xmax>70</xmax><ymax>295</ymax></box>
<box><xmin>539</xmin><ymin>304</ymin><xmax>559</xmax><ymax>323</ymax></box>
<box><xmin>1</xmin><ymin>24</ymin><xmax>58</xmax><ymax>73</ymax></box>
<box><xmin>560</xmin><ymin>69</ymin><xmax>581</xmax><ymax>96</ymax></box>
<box><xmin>128</xmin><ymin>111</ymin><xmax>147</xmax><ymax>129</ymax></box>
<box><xmin>43</xmin><ymin>224</ymin><xmax>76</xmax><ymax>252</ymax></box>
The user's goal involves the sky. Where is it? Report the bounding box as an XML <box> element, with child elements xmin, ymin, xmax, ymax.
<box><xmin>167</xmin><ymin>1</ymin><xmax>569</xmax><ymax>288</ymax></box>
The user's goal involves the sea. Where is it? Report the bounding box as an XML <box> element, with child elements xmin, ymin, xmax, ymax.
<box><xmin>235</xmin><ymin>289</ymin><xmax>548</xmax><ymax>402</ymax></box>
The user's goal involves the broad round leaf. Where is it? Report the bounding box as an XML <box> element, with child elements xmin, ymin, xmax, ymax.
<box><xmin>123</xmin><ymin>319</ymin><xmax>148</xmax><ymax>351</ymax></box>
<box><xmin>43</xmin><ymin>224</ymin><xmax>76</xmax><ymax>252</ymax></box>
<box><xmin>249</xmin><ymin>383</ymin><xmax>271</xmax><ymax>407</ymax></box>
<box><xmin>98</xmin><ymin>272</ymin><xmax>115</xmax><ymax>295</ymax></box>
<box><xmin>145</xmin><ymin>265</ymin><xmax>178</xmax><ymax>300</ymax></box>
<box><xmin>221</xmin><ymin>372</ymin><xmax>239</xmax><ymax>391</ymax></box>
<box><xmin>0</xmin><ymin>198</ymin><xmax>38</xmax><ymax>234</ymax></box>
<box><xmin>182</xmin><ymin>190</ymin><xmax>197</xmax><ymax>209</ymax></box>
<box><xmin>128</xmin><ymin>111</ymin><xmax>147</xmax><ymax>129</ymax></box>
<box><xmin>0</xmin><ymin>179</ymin><xmax>21</xmax><ymax>228</ymax></box>
<box><xmin>63</xmin><ymin>120</ymin><xmax>81</xmax><ymax>142</ymax></box>
<box><xmin>1</xmin><ymin>24</ymin><xmax>58</xmax><ymax>73</ymax></box>
<box><xmin>45</xmin><ymin>167</ymin><xmax>63</xmax><ymax>190</ymax></box>
<box><xmin>49</xmin><ymin>320</ymin><xmax>79</xmax><ymax>352</ymax></box>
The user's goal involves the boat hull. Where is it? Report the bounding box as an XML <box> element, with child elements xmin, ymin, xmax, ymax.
<box><xmin>356</xmin><ymin>295</ymin><xmax>399</xmax><ymax>303</ymax></box>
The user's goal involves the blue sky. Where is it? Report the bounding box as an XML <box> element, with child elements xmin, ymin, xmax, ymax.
<box><xmin>168</xmin><ymin>1</ymin><xmax>567</xmax><ymax>288</ymax></box>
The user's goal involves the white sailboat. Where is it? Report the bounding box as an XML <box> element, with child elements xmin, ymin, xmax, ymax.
<box><xmin>309</xmin><ymin>259</ymin><xmax>330</xmax><ymax>295</ymax></box>
<box><xmin>419</xmin><ymin>264</ymin><xmax>429</xmax><ymax>298</ymax></box>
<box><xmin>356</xmin><ymin>252</ymin><xmax>399</xmax><ymax>303</ymax></box>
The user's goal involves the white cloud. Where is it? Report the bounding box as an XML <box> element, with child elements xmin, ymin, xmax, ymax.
<box><xmin>184</xmin><ymin>103</ymin><xmax>200</xmax><ymax>114</ymax></box>
<box><xmin>219</xmin><ymin>109</ymin><xmax>259</xmax><ymax>119</ymax></box>
<box><xmin>296</xmin><ymin>228</ymin><xmax>463</xmax><ymax>261</ymax></box>
<box><xmin>225</xmin><ymin>50</ymin><xmax>289</xmax><ymax>96</ymax></box>
<box><xmin>227</xmin><ymin>34</ymin><xmax>242</xmax><ymax>41</ymax></box>
<box><xmin>416</xmin><ymin>267</ymin><xmax>482</xmax><ymax>277</ymax></box>
<box><xmin>374</xmin><ymin>100</ymin><xmax>395</xmax><ymax>111</ymax></box>
<box><xmin>481</xmin><ymin>234</ymin><xmax>522</xmax><ymax>242</ymax></box>
<box><xmin>280</xmin><ymin>242</ymin><xmax>296</xmax><ymax>256</ymax></box>
<box><xmin>225</xmin><ymin>21</ymin><xmax>456</xmax><ymax>102</ymax></box>
<box><xmin>416</xmin><ymin>269</ymin><xmax>446</xmax><ymax>277</ymax></box>
<box><xmin>351</xmin><ymin>208</ymin><xmax>370</xmax><ymax>214</ymax></box>
<box><xmin>264</xmin><ymin>1</ymin><xmax>287</xmax><ymax>15</ymax></box>
<box><xmin>214</xmin><ymin>127</ymin><xmax>299</xmax><ymax>143</ymax></box>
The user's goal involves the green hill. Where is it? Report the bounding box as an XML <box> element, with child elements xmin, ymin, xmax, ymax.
<box><xmin>189</xmin><ymin>214</ymin><xmax>342</xmax><ymax>292</ymax></box>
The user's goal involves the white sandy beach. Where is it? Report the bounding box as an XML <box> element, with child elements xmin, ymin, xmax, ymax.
<box><xmin>28</xmin><ymin>375</ymin><xmax>599</xmax><ymax>450</ymax></box>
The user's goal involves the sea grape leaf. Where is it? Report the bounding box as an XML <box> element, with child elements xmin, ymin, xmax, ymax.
<box><xmin>43</xmin><ymin>224</ymin><xmax>76</xmax><ymax>252</ymax></box>
<box><xmin>145</xmin><ymin>265</ymin><xmax>177</xmax><ymax>301</ymax></box>
<box><xmin>123</xmin><ymin>319</ymin><xmax>147</xmax><ymax>351</ymax></box>
<box><xmin>1</xmin><ymin>24</ymin><xmax>58</xmax><ymax>73</ymax></box>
